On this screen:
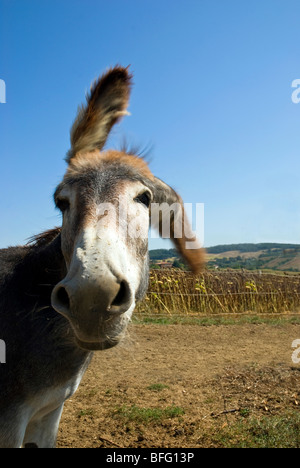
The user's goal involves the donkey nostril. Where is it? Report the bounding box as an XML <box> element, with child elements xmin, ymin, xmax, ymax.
<box><xmin>55</xmin><ymin>286</ymin><xmax>70</xmax><ymax>310</ymax></box>
<box><xmin>111</xmin><ymin>281</ymin><xmax>130</xmax><ymax>309</ymax></box>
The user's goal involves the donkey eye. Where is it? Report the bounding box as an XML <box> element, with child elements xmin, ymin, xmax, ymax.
<box><xmin>56</xmin><ymin>198</ymin><xmax>70</xmax><ymax>213</ymax></box>
<box><xmin>135</xmin><ymin>192</ymin><xmax>151</xmax><ymax>208</ymax></box>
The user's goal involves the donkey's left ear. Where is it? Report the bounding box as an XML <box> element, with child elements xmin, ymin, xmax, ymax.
<box><xmin>67</xmin><ymin>66</ymin><xmax>133</xmax><ymax>163</ymax></box>
<box><xmin>150</xmin><ymin>178</ymin><xmax>205</xmax><ymax>274</ymax></box>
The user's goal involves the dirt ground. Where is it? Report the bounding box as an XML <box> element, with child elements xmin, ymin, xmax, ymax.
<box><xmin>57</xmin><ymin>323</ymin><xmax>300</xmax><ymax>448</ymax></box>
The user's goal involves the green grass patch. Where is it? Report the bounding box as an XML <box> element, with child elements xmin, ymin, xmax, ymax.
<box><xmin>147</xmin><ymin>383</ymin><xmax>169</xmax><ymax>392</ymax></box>
<box><xmin>210</xmin><ymin>412</ymin><xmax>300</xmax><ymax>448</ymax></box>
<box><xmin>114</xmin><ymin>404</ymin><xmax>184</xmax><ymax>424</ymax></box>
<box><xmin>78</xmin><ymin>408</ymin><xmax>94</xmax><ymax>418</ymax></box>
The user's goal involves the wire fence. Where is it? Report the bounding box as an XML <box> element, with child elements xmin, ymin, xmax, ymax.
<box><xmin>146</xmin><ymin>290</ymin><xmax>300</xmax><ymax>297</ymax></box>
<box><xmin>192</xmin><ymin>270</ymin><xmax>300</xmax><ymax>279</ymax></box>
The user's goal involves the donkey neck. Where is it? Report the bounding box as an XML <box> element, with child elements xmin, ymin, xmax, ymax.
<box><xmin>15</xmin><ymin>231</ymin><xmax>65</xmax><ymax>302</ymax></box>
<box><xmin>0</xmin><ymin>232</ymin><xmax>91</xmax><ymax>407</ymax></box>
<box><xmin>0</xmin><ymin>231</ymin><xmax>70</xmax><ymax>341</ymax></box>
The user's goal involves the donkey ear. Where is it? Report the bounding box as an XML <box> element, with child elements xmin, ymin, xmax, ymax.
<box><xmin>151</xmin><ymin>178</ymin><xmax>205</xmax><ymax>274</ymax></box>
<box><xmin>66</xmin><ymin>66</ymin><xmax>133</xmax><ymax>163</ymax></box>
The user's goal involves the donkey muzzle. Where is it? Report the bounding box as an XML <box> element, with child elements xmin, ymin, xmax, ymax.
<box><xmin>51</xmin><ymin>270</ymin><xmax>133</xmax><ymax>349</ymax></box>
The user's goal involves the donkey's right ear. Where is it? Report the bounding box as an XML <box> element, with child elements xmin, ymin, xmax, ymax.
<box><xmin>66</xmin><ymin>66</ymin><xmax>133</xmax><ymax>163</ymax></box>
<box><xmin>151</xmin><ymin>177</ymin><xmax>205</xmax><ymax>274</ymax></box>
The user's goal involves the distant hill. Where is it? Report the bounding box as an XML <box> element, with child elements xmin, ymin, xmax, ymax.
<box><xmin>149</xmin><ymin>248</ymin><xmax>179</xmax><ymax>261</ymax></box>
<box><xmin>149</xmin><ymin>243</ymin><xmax>300</xmax><ymax>272</ymax></box>
<box><xmin>206</xmin><ymin>243</ymin><xmax>300</xmax><ymax>254</ymax></box>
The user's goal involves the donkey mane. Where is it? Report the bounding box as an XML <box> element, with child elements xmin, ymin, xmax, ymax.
<box><xmin>65</xmin><ymin>149</ymin><xmax>154</xmax><ymax>180</ymax></box>
<box><xmin>27</xmin><ymin>227</ymin><xmax>62</xmax><ymax>248</ymax></box>
<box><xmin>118</xmin><ymin>140</ymin><xmax>153</xmax><ymax>162</ymax></box>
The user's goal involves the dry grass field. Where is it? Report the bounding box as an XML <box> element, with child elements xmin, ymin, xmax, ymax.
<box><xmin>57</xmin><ymin>324</ymin><xmax>300</xmax><ymax>448</ymax></box>
<box><xmin>57</xmin><ymin>270</ymin><xmax>300</xmax><ymax>448</ymax></box>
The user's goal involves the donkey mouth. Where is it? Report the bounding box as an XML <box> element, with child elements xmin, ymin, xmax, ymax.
<box><xmin>70</xmin><ymin>313</ymin><xmax>130</xmax><ymax>351</ymax></box>
<box><xmin>71</xmin><ymin>307</ymin><xmax>131</xmax><ymax>351</ymax></box>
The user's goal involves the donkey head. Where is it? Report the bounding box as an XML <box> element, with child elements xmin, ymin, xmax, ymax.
<box><xmin>51</xmin><ymin>66</ymin><xmax>204</xmax><ymax>351</ymax></box>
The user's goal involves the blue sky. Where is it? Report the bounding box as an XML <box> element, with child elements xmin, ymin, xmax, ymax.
<box><xmin>1</xmin><ymin>0</ymin><xmax>300</xmax><ymax>249</ymax></box>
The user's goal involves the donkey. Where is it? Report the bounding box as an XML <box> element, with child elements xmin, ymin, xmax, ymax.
<box><xmin>0</xmin><ymin>66</ymin><xmax>204</xmax><ymax>448</ymax></box>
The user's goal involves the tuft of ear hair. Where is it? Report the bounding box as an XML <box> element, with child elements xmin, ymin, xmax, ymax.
<box><xmin>66</xmin><ymin>66</ymin><xmax>133</xmax><ymax>163</ymax></box>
